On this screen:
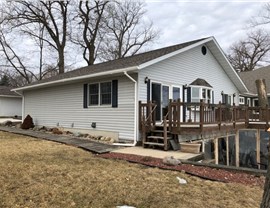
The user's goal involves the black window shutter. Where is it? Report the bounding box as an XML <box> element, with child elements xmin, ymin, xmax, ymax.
<box><xmin>187</xmin><ymin>87</ymin><xmax>191</xmax><ymax>103</ymax></box>
<box><xmin>83</xmin><ymin>84</ymin><xmax>88</xmax><ymax>108</ymax></box>
<box><xmin>112</xmin><ymin>80</ymin><xmax>118</xmax><ymax>108</ymax></box>
<box><xmin>212</xmin><ymin>91</ymin><xmax>214</xmax><ymax>104</ymax></box>
<box><xmin>147</xmin><ymin>79</ymin><xmax>151</xmax><ymax>101</ymax></box>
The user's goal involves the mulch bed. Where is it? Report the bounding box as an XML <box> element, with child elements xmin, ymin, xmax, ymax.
<box><xmin>99</xmin><ymin>152</ymin><xmax>266</xmax><ymax>187</ymax></box>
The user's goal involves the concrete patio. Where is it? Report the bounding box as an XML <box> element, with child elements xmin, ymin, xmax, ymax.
<box><xmin>112</xmin><ymin>146</ymin><xmax>201</xmax><ymax>160</ymax></box>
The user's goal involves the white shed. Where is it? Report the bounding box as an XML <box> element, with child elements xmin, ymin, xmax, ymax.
<box><xmin>0</xmin><ymin>86</ymin><xmax>22</xmax><ymax>117</ymax></box>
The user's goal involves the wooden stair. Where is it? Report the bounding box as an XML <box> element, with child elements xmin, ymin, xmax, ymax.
<box><xmin>143</xmin><ymin>125</ymin><xmax>173</xmax><ymax>151</ymax></box>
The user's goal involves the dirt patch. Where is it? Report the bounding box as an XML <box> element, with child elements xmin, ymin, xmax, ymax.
<box><xmin>0</xmin><ymin>131</ymin><xmax>264</xmax><ymax>208</ymax></box>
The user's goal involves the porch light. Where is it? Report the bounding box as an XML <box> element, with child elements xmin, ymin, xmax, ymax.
<box><xmin>144</xmin><ymin>76</ymin><xmax>149</xmax><ymax>84</ymax></box>
<box><xmin>221</xmin><ymin>91</ymin><xmax>224</xmax><ymax>95</ymax></box>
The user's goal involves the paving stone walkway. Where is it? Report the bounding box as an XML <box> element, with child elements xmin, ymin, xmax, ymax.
<box><xmin>0</xmin><ymin>126</ymin><xmax>120</xmax><ymax>154</ymax></box>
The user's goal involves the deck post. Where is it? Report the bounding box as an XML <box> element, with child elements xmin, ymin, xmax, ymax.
<box><xmin>168</xmin><ymin>99</ymin><xmax>172</xmax><ymax>132</ymax></box>
<box><xmin>163</xmin><ymin>116</ymin><xmax>168</xmax><ymax>151</ymax></box>
<box><xmin>214</xmin><ymin>138</ymin><xmax>218</xmax><ymax>164</ymax></box>
<box><xmin>142</xmin><ymin>115</ymin><xmax>146</xmax><ymax>147</ymax></box>
<box><xmin>235</xmin><ymin>130</ymin><xmax>239</xmax><ymax>167</ymax></box>
<box><xmin>226</xmin><ymin>133</ymin><xmax>229</xmax><ymax>166</ymax></box>
<box><xmin>245</xmin><ymin>106</ymin><xmax>249</xmax><ymax>128</ymax></box>
<box><xmin>147</xmin><ymin>101</ymin><xmax>152</xmax><ymax>127</ymax></box>
<box><xmin>152</xmin><ymin>101</ymin><xmax>156</xmax><ymax>126</ymax></box>
<box><xmin>200</xmin><ymin>99</ymin><xmax>204</xmax><ymax>132</ymax></box>
<box><xmin>139</xmin><ymin>101</ymin><xmax>142</xmax><ymax>130</ymax></box>
<box><xmin>218</xmin><ymin>102</ymin><xmax>222</xmax><ymax>130</ymax></box>
<box><xmin>256</xmin><ymin>129</ymin><xmax>261</xmax><ymax>169</ymax></box>
<box><xmin>233</xmin><ymin>103</ymin><xmax>236</xmax><ymax>129</ymax></box>
<box><xmin>177</xmin><ymin>99</ymin><xmax>181</xmax><ymax>131</ymax></box>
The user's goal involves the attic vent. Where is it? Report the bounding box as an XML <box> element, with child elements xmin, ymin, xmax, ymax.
<box><xmin>201</xmin><ymin>46</ymin><xmax>207</xmax><ymax>55</ymax></box>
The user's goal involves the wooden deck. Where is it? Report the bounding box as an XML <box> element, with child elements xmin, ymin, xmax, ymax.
<box><xmin>139</xmin><ymin>100</ymin><xmax>270</xmax><ymax>150</ymax></box>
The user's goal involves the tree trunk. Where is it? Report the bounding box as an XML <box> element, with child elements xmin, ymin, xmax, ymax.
<box><xmin>258</xmin><ymin>78</ymin><xmax>270</xmax><ymax>208</ymax></box>
<box><xmin>58</xmin><ymin>47</ymin><xmax>65</xmax><ymax>74</ymax></box>
<box><xmin>256</xmin><ymin>79</ymin><xmax>268</xmax><ymax>107</ymax></box>
<box><xmin>261</xmin><ymin>151</ymin><xmax>270</xmax><ymax>208</ymax></box>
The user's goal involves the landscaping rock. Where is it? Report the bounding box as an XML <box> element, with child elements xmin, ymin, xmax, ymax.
<box><xmin>39</xmin><ymin>126</ymin><xmax>48</xmax><ymax>131</ymax></box>
<box><xmin>162</xmin><ymin>156</ymin><xmax>181</xmax><ymax>166</ymax></box>
<box><xmin>52</xmin><ymin>128</ymin><xmax>63</xmax><ymax>135</ymax></box>
<box><xmin>73</xmin><ymin>132</ymin><xmax>81</xmax><ymax>137</ymax></box>
<box><xmin>21</xmin><ymin>115</ymin><xmax>34</xmax><ymax>129</ymax></box>
<box><xmin>33</xmin><ymin>126</ymin><xmax>39</xmax><ymax>131</ymax></box>
<box><xmin>4</xmin><ymin>120</ymin><xmax>13</xmax><ymax>127</ymax></box>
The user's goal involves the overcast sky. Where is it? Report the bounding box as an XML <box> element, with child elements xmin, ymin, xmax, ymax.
<box><xmin>144</xmin><ymin>1</ymin><xmax>266</xmax><ymax>53</ymax></box>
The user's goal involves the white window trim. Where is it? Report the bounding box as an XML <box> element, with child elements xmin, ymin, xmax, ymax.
<box><xmin>239</xmin><ymin>96</ymin><xmax>245</xmax><ymax>105</ymax></box>
<box><xmin>190</xmin><ymin>85</ymin><xmax>213</xmax><ymax>104</ymax></box>
<box><xmin>88</xmin><ymin>81</ymin><xmax>112</xmax><ymax>107</ymax></box>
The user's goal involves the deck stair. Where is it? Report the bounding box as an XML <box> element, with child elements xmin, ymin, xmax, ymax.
<box><xmin>143</xmin><ymin>119</ymin><xmax>178</xmax><ymax>151</ymax></box>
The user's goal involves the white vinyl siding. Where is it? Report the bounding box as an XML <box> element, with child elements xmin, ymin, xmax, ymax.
<box><xmin>138</xmin><ymin>45</ymin><xmax>239</xmax><ymax>104</ymax></box>
<box><xmin>0</xmin><ymin>97</ymin><xmax>22</xmax><ymax>117</ymax></box>
<box><xmin>24</xmin><ymin>76</ymin><xmax>135</xmax><ymax>140</ymax></box>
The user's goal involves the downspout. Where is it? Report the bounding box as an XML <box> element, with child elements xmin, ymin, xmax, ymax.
<box><xmin>14</xmin><ymin>90</ymin><xmax>24</xmax><ymax>120</ymax></box>
<box><xmin>113</xmin><ymin>71</ymin><xmax>137</xmax><ymax>146</ymax></box>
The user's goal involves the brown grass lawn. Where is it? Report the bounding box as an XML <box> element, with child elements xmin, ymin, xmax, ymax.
<box><xmin>0</xmin><ymin>131</ymin><xmax>263</xmax><ymax>208</ymax></box>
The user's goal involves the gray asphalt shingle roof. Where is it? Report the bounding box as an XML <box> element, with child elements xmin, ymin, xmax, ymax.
<box><xmin>190</xmin><ymin>78</ymin><xmax>213</xmax><ymax>88</ymax></box>
<box><xmin>24</xmin><ymin>37</ymin><xmax>207</xmax><ymax>87</ymax></box>
<box><xmin>239</xmin><ymin>66</ymin><xmax>270</xmax><ymax>94</ymax></box>
<box><xmin>0</xmin><ymin>86</ymin><xmax>20</xmax><ymax>96</ymax></box>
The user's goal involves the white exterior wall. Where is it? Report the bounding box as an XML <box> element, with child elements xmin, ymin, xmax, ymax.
<box><xmin>138</xmin><ymin>45</ymin><xmax>240</xmax><ymax>104</ymax></box>
<box><xmin>0</xmin><ymin>96</ymin><xmax>22</xmax><ymax>117</ymax></box>
<box><xmin>24</xmin><ymin>75</ymin><xmax>135</xmax><ymax>140</ymax></box>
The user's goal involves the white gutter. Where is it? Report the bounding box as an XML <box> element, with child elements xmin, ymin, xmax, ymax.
<box><xmin>12</xmin><ymin>66</ymin><xmax>138</xmax><ymax>92</ymax></box>
<box><xmin>113</xmin><ymin>71</ymin><xmax>138</xmax><ymax>146</ymax></box>
<box><xmin>0</xmin><ymin>95</ymin><xmax>21</xmax><ymax>98</ymax></box>
<box><xmin>12</xmin><ymin>91</ymin><xmax>24</xmax><ymax>119</ymax></box>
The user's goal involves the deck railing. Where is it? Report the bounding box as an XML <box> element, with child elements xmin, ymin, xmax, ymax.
<box><xmin>139</xmin><ymin>100</ymin><xmax>270</xmax><ymax>135</ymax></box>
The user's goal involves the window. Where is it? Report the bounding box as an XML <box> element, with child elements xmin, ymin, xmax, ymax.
<box><xmin>89</xmin><ymin>82</ymin><xmax>112</xmax><ymax>106</ymax></box>
<box><xmin>89</xmin><ymin>83</ymin><xmax>99</xmax><ymax>105</ymax></box>
<box><xmin>191</xmin><ymin>87</ymin><xmax>212</xmax><ymax>103</ymax></box>
<box><xmin>191</xmin><ymin>87</ymin><xmax>200</xmax><ymax>102</ymax></box>
<box><xmin>202</xmin><ymin>88</ymin><xmax>212</xmax><ymax>103</ymax></box>
<box><xmin>173</xmin><ymin>87</ymin><xmax>180</xmax><ymax>101</ymax></box>
<box><xmin>239</xmin><ymin>97</ymin><xmax>245</xmax><ymax>105</ymax></box>
<box><xmin>100</xmin><ymin>82</ymin><xmax>112</xmax><ymax>105</ymax></box>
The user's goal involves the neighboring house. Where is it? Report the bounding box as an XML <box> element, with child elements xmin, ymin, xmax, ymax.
<box><xmin>0</xmin><ymin>86</ymin><xmax>22</xmax><ymax>117</ymax></box>
<box><xmin>13</xmin><ymin>36</ymin><xmax>247</xmax><ymax>142</ymax></box>
<box><xmin>239</xmin><ymin>66</ymin><xmax>270</xmax><ymax>107</ymax></box>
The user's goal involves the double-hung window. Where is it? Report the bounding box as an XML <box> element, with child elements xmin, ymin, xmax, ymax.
<box><xmin>89</xmin><ymin>83</ymin><xmax>99</xmax><ymax>105</ymax></box>
<box><xmin>89</xmin><ymin>82</ymin><xmax>112</xmax><ymax>106</ymax></box>
<box><xmin>100</xmin><ymin>82</ymin><xmax>112</xmax><ymax>105</ymax></box>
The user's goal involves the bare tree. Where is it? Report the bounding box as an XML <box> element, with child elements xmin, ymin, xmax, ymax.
<box><xmin>0</xmin><ymin>29</ymin><xmax>37</xmax><ymax>84</ymax></box>
<box><xmin>3</xmin><ymin>0</ymin><xmax>70</xmax><ymax>74</ymax></box>
<box><xmin>250</xmin><ymin>3</ymin><xmax>270</xmax><ymax>29</ymax></box>
<box><xmin>73</xmin><ymin>0</ymin><xmax>110</xmax><ymax>65</ymax></box>
<box><xmin>227</xmin><ymin>30</ymin><xmax>270</xmax><ymax>72</ymax></box>
<box><xmin>99</xmin><ymin>0</ymin><xmax>159</xmax><ymax>61</ymax></box>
